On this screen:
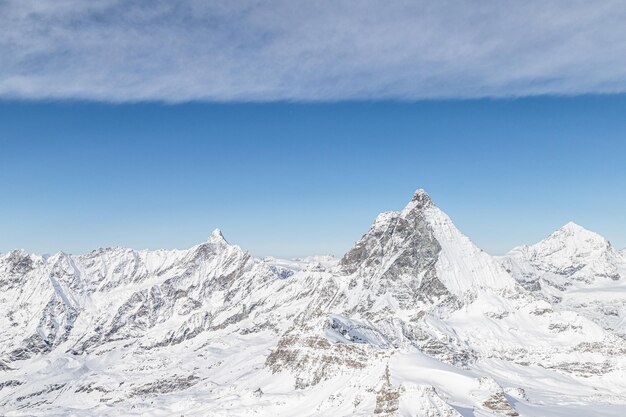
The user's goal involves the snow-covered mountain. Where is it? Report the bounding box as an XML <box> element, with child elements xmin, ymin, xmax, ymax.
<box><xmin>501</xmin><ymin>222</ymin><xmax>626</xmax><ymax>338</ymax></box>
<box><xmin>1</xmin><ymin>190</ymin><xmax>625</xmax><ymax>417</ymax></box>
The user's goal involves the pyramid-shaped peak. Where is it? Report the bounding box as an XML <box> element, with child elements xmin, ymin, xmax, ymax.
<box><xmin>341</xmin><ymin>187</ymin><xmax>516</xmax><ymax>297</ymax></box>
<box><xmin>208</xmin><ymin>228</ymin><xmax>228</xmax><ymax>244</ymax></box>
<box><xmin>531</xmin><ymin>222</ymin><xmax>612</xmax><ymax>254</ymax></box>
<box><xmin>560</xmin><ymin>221</ymin><xmax>588</xmax><ymax>233</ymax></box>
<box><xmin>405</xmin><ymin>188</ymin><xmax>435</xmax><ymax>211</ymax></box>
<box><xmin>554</xmin><ymin>222</ymin><xmax>605</xmax><ymax>241</ymax></box>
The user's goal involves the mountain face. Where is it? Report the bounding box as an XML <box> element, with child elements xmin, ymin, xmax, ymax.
<box><xmin>503</xmin><ymin>222</ymin><xmax>623</xmax><ymax>286</ymax></box>
<box><xmin>501</xmin><ymin>222</ymin><xmax>626</xmax><ymax>338</ymax></box>
<box><xmin>1</xmin><ymin>190</ymin><xmax>625</xmax><ymax>417</ymax></box>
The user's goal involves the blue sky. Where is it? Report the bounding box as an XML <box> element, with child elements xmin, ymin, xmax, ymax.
<box><xmin>2</xmin><ymin>1</ymin><xmax>626</xmax><ymax>257</ymax></box>
<box><xmin>1</xmin><ymin>97</ymin><xmax>625</xmax><ymax>257</ymax></box>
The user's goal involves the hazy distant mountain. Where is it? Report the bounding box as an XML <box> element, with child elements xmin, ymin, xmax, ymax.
<box><xmin>1</xmin><ymin>190</ymin><xmax>625</xmax><ymax>416</ymax></box>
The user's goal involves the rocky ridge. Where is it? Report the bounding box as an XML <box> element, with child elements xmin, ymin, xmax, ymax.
<box><xmin>1</xmin><ymin>189</ymin><xmax>625</xmax><ymax>416</ymax></box>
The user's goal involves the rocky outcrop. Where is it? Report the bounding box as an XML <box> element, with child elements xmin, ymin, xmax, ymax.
<box><xmin>1</xmin><ymin>191</ymin><xmax>625</xmax><ymax>416</ymax></box>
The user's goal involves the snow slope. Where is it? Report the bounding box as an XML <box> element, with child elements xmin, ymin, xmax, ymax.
<box><xmin>1</xmin><ymin>190</ymin><xmax>625</xmax><ymax>416</ymax></box>
<box><xmin>501</xmin><ymin>222</ymin><xmax>626</xmax><ymax>339</ymax></box>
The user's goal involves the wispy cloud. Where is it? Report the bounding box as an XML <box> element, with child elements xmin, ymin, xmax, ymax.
<box><xmin>2</xmin><ymin>1</ymin><xmax>626</xmax><ymax>102</ymax></box>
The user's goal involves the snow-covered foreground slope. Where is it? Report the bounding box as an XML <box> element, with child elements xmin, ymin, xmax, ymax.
<box><xmin>1</xmin><ymin>190</ymin><xmax>625</xmax><ymax>416</ymax></box>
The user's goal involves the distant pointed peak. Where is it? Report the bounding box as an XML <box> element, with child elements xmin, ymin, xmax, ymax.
<box><xmin>208</xmin><ymin>228</ymin><xmax>228</xmax><ymax>244</ymax></box>
<box><xmin>542</xmin><ymin>221</ymin><xmax>609</xmax><ymax>248</ymax></box>
<box><xmin>560</xmin><ymin>221</ymin><xmax>586</xmax><ymax>233</ymax></box>
<box><xmin>411</xmin><ymin>188</ymin><xmax>432</xmax><ymax>204</ymax></box>
<box><xmin>402</xmin><ymin>188</ymin><xmax>435</xmax><ymax>214</ymax></box>
<box><xmin>555</xmin><ymin>222</ymin><xmax>603</xmax><ymax>240</ymax></box>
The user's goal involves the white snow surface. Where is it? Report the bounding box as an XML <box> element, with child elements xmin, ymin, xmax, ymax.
<box><xmin>1</xmin><ymin>190</ymin><xmax>625</xmax><ymax>416</ymax></box>
<box><xmin>501</xmin><ymin>221</ymin><xmax>626</xmax><ymax>338</ymax></box>
<box><xmin>421</xmin><ymin>202</ymin><xmax>517</xmax><ymax>297</ymax></box>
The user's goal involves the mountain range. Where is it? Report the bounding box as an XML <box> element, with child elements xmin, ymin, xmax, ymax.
<box><xmin>1</xmin><ymin>189</ymin><xmax>625</xmax><ymax>416</ymax></box>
